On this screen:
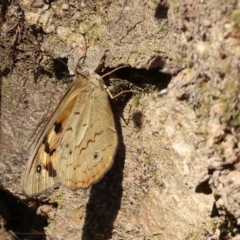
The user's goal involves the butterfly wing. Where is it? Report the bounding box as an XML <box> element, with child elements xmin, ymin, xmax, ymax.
<box><xmin>22</xmin><ymin>79</ymin><xmax>88</xmax><ymax>197</ymax></box>
<box><xmin>56</xmin><ymin>76</ymin><xmax>118</xmax><ymax>190</ymax></box>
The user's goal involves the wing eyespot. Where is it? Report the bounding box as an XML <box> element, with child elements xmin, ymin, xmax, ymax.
<box><xmin>35</xmin><ymin>163</ymin><xmax>43</xmax><ymax>174</ymax></box>
<box><xmin>93</xmin><ymin>152</ymin><xmax>99</xmax><ymax>160</ymax></box>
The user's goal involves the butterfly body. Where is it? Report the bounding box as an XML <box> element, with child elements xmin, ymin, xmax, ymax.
<box><xmin>22</xmin><ymin>67</ymin><xmax>118</xmax><ymax>197</ymax></box>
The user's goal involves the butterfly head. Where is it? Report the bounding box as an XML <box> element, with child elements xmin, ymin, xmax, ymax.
<box><xmin>76</xmin><ymin>64</ymin><xmax>95</xmax><ymax>78</ymax></box>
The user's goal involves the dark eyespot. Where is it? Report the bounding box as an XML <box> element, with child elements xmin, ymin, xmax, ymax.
<box><xmin>93</xmin><ymin>152</ymin><xmax>99</xmax><ymax>160</ymax></box>
<box><xmin>35</xmin><ymin>163</ymin><xmax>43</xmax><ymax>174</ymax></box>
<box><xmin>69</xmin><ymin>150</ymin><xmax>72</xmax><ymax>155</ymax></box>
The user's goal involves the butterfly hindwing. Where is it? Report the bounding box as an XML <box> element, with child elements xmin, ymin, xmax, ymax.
<box><xmin>56</xmin><ymin>74</ymin><xmax>118</xmax><ymax>190</ymax></box>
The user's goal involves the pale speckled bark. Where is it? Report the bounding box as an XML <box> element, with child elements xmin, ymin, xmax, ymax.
<box><xmin>168</xmin><ymin>0</ymin><xmax>240</xmax><ymax>238</ymax></box>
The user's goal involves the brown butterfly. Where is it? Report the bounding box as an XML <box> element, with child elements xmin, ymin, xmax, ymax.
<box><xmin>22</xmin><ymin>65</ymin><xmax>118</xmax><ymax>197</ymax></box>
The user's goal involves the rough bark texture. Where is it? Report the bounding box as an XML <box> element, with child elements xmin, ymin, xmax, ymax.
<box><xmin>0</xmin><ymin>0</ymin><xmax>239</xmax><ymax>239</ymax></box>
<box><xmin>167</xmin><ymin>1</ymin><xmax>240</xmax><ymax>239</ymax></box>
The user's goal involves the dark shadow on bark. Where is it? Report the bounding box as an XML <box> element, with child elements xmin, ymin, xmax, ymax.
<box><xmin>195</xmin><ymin>179</ymin><xmax>212</xmax><ymax>195</ymax></box>
<box><xmin>0</xmin><ymin>190</ymin><xmax>47</xmax><ymax>240</ymax></box>
<box><xmin>81</xmin><ymin>99</ymin><xmax>126</xmax><ymax>240</ymax></box>
<box><xmin>155</xmin><ymin>1</ymin><xmax>169</xmax><ymax>19</ymax></box>
<box><xmin>0</xmin><ymin>0</ymin><xmax>9</xmax><ymax>22</ymax></box>
<box><xmin>111</xmin><ymin>66</ymin><xmax>172</xmax><ymax>90</ymax></box>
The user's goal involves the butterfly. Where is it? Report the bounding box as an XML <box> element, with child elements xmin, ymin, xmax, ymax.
<box><xmin>22</xmin><ymin>64</ymin><xmax>118</xmax><ymax>197</ymax></box>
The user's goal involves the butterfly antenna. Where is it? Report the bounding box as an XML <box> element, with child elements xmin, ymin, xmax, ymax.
<box><xmin>101</xmin><ymin>65</ymin><xmax>130</xmax><ymax>78</ymax></box>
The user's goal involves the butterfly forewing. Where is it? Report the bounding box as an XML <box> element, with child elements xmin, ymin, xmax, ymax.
<box><xmin>22</xmin><ymin>80</ymin><xmax>88</xmax><ymax>197</ymax></box>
